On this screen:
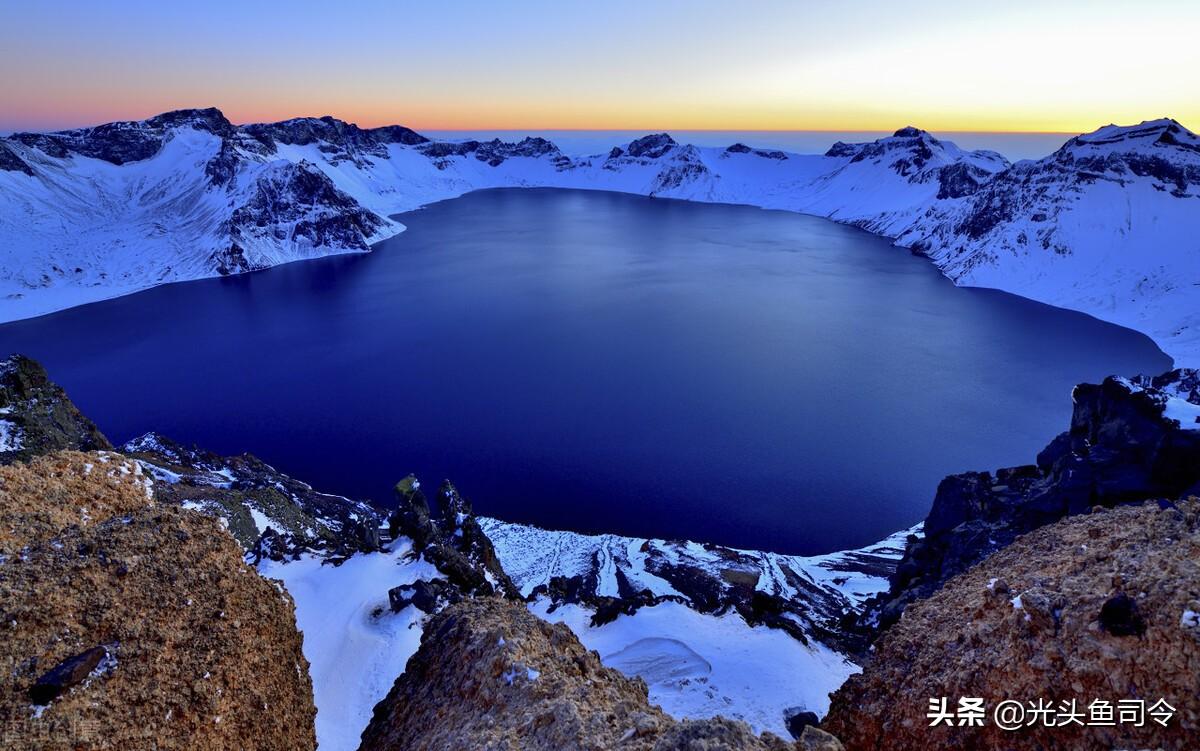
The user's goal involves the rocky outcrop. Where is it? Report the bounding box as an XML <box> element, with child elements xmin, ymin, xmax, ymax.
<box><xmin>386</xmin><ymin>477</ymin><xmax>520</xmax><ymax>612</ymax></box>
<box><xmin>845</xmin><ymin>127</ymin><xmax>1007</xmax><ymax>185</ymax></box>
<box><xmin>0</xmin><ymin>141</ymin><xmax>33</xmax><ymax>175</ymax></box>
<box><xmin>241</xmin><ymin>115</ymin><xmax>428</xmax><ymax>165</ymax></box>
<box><xmin>122</xmin><ymin>431</ymin><xmax>384</xmax><ymax>559</ymax></box>
<box><xmin>0</xmin><ymin>354</ymin><xmax>111</xmax><ymax>464</ymax></box>
<box><xmin>824</xmin><ymin>498</ymin><xmax>1200</xmax><ymax>751</ymax></box>
<box><xmin>868</xmin><ymin>369</ymin><xmax>1200</xmax><ymax>629</ymax></box>
<box><xmin>357</xmin><ymin>597</ymin><xmax>810</xmax><ymax>751</ymax></box>
<box><xmin>221</xmin><ymin>160</ymin><xmax>391</xmax><ymax>273</ymax></box>
<box><xmin>419</xmin><ymin>137</ymin><xmax>570</xmax><ymax>170</ymax></box>
<box><xmin>723</xmin><ymin>143</ymin><xmax>788</xmax><ymax>160</ymax></box>
<box><xmin>0</xmin><ymin>451</ymin><xmax>316</xmax><ymax>751</ymax></box>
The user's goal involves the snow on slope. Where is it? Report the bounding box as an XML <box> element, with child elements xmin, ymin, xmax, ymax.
<box><xmin>256</xmin><ymin>522</ymin><xmax>908</xmax><ymax>750</ymax></box>
<box><xmin>908</xmin><ymin>118</ymin><xmax>1200</xmax><ymax>367</ymax></box>
<box><xmin>480</xmin><ymin>516</ymin><xmax>913</xmax><ymax>610</ymax></box>
<box><xmin>478</xmin><ymin>518</ymin><xmax>914</xmax><ymax>737</ymax></box>
<box><xmin>0</xmin><ymin>109</ymin><xmax>400</xmax><ymax>321</ymax></box>
<box><xmin>532</xmin><ymin>600</ymin><xmax>855</xmax><ymax>738</ymax></box>
<box><xmin>3</xmin><ymin>110</ymin><xmax>1197</xmax><ymax>365</ymax></box>
<box><xmin>259</xmin><ymin>545</ymin><xmax>436</xmax><ymax>751</ymax></box>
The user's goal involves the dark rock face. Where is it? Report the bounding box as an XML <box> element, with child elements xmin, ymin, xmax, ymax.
<box><xmin>29</xmin><ymin>645</ymin><xmax>114</xmax><ymax>705</ymax></box>
<box><xmin>0</xmin><ymin>354</ymin><xmax>112</xmax><ymax>464</ymax></box>
<box><xmin>824</xmin><ymin>141</ymin><xmax>861</xmax><ymax>159</ymax></box>
<box><xmin>0</xmin><ymin>141</ymin><xmax>33</xmax><ymax>175</ymax></box>
<box><xmin>241</xmin><ymin>116</ymin><xmax>429</xmax><ymax>166</ymax></box>
<box><xmin>388</xmin><ymin>578</ymin><xmax>463</xmax><ymax>614</ymax></box>
<box><xmin>954</xmin><ymin>118</ymin><xmax>1200</xmax><ymax>242</ymax></box>
<box><xmin>624</xmin><ymin>133</ymin><xmax>678</xmax><ymax>160</ymax></box>
<box><xmin>388</xmin><ymin>478</ymin><xmax>520</xmax><ymax>609</ymax></box>
<box><xmin>724</xmin><ymin>143</ymin><xmax>788</xmax><ymax>160</ymax></box>
<box><xmin>850</xmin><ymin>128</ymin><xmax>936</xmax><ymax>175</ymax></box>
<box><xmin>866</xmin><ymin>370</ymin><xmax>1200</xmax><ymax>630</ymax></box>
<box><xmin>650</xmin><ymin>151</ymin><xmax>712</xmax><ymax>193</ymax></box>
<box><xmin>783</xmin><ymin>709</ymin><xmax>820</xmax><ymax>740</ymax></box>
<box><xmin>936</xmin><ymin>161</ymin><xmax>994</xmax><ymax>199</ymax></box>
<box><xmin>222</xmin><ymin>161</ymin><xmax>389</xmax><ymax>272</ymax></box>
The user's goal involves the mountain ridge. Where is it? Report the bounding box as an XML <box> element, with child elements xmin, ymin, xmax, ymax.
<box><xmin>2</xmin><ymin>110</ymin><xmax>1197</xmax><ymax>365</ymax></box>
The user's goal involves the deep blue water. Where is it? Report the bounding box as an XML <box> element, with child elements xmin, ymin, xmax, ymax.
<box><xmin>0</xmin><ymin>189</ymin><xmax>1171</xmax><ymax>554</ymax></box>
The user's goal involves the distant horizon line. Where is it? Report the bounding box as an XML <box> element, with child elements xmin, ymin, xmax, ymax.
<box><xmin>4</xmin><ymin>107</ymin><xmax>1190</xmax><ymax>138</ymax></box>
<box><xmin>0</xmin><ymin>119</ymin><xmax>1095</xmax><ymax>137</ymax></box>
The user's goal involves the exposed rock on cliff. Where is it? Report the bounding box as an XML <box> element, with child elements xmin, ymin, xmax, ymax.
<box><xmin>824</xmin><ymin>498</ymin><xmax>1200</xmax><ymax>751</ymax></box>
<box><xmin>483</xmin><ymin>517</ymin><xmax>908</xmax><ymax>654</ymax></box>
<box><xmin>357</xmin><ymin>596</ymin><xmax>812</xmax><ymax>751</ymax></box>
<box><xmin>386</xmin><ymin>477</ymin><xmax>520</xmax><ymax>612</ymax></box>
<box><xmin>870</xmin><ymin>369</ymin><xmax>1200</xmax><ymax>628</ymax></box>
<box><xmin>0</xmin><ymin>354</ymin><xmax>111</xmax><ymax>464</ymax></box>
<box><xmin>0</xmin><ymin>451</ymin><xmax>316</xmax><ymax>750</ymax></box>
<box><xmin>122</xmin><ymin>431</ymin><xmax>384</xmax><ymax>559</ymax></box>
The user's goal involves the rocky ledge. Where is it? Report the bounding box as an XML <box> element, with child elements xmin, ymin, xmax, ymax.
<box><xmin>866</xmin><ymin>368</ymin><xmax>1200</xmax><ymax>630</ymax></box>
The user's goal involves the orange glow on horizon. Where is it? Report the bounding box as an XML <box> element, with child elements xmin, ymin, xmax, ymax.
<box><xmin>2</xmin><ymin>1</ymin><xmax>1196</xmax><ymax>138</ymax></box>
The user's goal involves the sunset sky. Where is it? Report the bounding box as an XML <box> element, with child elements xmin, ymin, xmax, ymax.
<box><xmin>1</xmin><ymin>0</ymin><xmax>1197</xmax><ymax>134</ymax></box>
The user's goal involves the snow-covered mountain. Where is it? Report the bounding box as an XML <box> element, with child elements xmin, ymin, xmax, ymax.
<box><xmin>908</xmin><ymin>118</ymin><xmax>1200</xmax><ymax>365</ymax></box>
<box><xmin>2</xmin><ymin>109</ymin><xmax>1197</xmax><ymax>364</ymax></box>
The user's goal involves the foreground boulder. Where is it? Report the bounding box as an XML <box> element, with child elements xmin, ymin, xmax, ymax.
<box><xmin>358</xmin><ymin>597</ymin><xmax>810</xmax><ymax>751</ymax></box>
<box><xmin>0</xmin><ymin>451</ymin><xmax>316</xmax><ymax>751</ymax></box>
<box><xmin>825</xmin><ymin>498</ymin><xmax>1200</xmax><ymax>750</ymax></box>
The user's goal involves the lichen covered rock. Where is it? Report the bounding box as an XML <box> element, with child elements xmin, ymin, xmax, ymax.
<box><xmin>0</xmin><ymin>451</ymin><xmax>316</xmax><ymax>751</ymax></box>
<box><xmin>825</xmin><ymin>498</ymin><xmax>1200</xmax><ymax>750</ymax></box>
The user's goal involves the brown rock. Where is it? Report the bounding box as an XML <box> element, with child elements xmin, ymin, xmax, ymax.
<box><xmin>0</xmin><ymin>451</ymin><xmax>316</xmax><ymax>751</ymax></box>
<box><xmin>357</xmin><ymin>596</ymin><xmax>802</xmax><ymax>751</ymax></box>
<box><xmin>797</xmin><ymin>725</ymin><xmax>845</xmax><ymax>751</ymax></box>
<box><xmin>824</xmin><ymin>498</ymin><xmax>1200</xmax><ymax>751</ymax></box>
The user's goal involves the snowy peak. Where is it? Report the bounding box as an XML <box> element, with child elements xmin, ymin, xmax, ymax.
<box><xmin>1043</xmin><ymin>118</ymin><xmax>1200</xmax><ymax>195</ymax></box>
<box><xmin>241</xmin><ymin>115</ymin><xmax>429</xmax><ymax>167</ymax></box>
<box><xmin>840</xmin><ymin>126</ymin><xmax>1009</xmax><ymax>180</ymax></box>
<box><xmin>619</xmin><ymin>132</ymin><xmax>678</xmax><ymax>160</ymax></box>
<box><xmin>598</xmin><ymin>133</ymin><xmax>718</xmax><ymax>196</ymax></box>
<box><xmin>8</xmin><ymin>107</ymin><xmax>234</xmax><ymax>166</ymax></box>
<box><xmin>1068</xmin><ymin>117</ymin><xmax>1198</xmax><ymax>153</ymax></box>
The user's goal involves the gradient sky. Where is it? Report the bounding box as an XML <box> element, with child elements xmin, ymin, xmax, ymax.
<box><xmin>1</xmin><ymin>0</ymin><xmax>1197</xmax><ymax>133</ymax></box>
